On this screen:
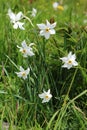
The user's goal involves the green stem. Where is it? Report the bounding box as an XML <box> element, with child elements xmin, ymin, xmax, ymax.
<box><xmin>63</xmin><ymin>68</ymin><xmax>78</xmax><ymax>106</ymax></box>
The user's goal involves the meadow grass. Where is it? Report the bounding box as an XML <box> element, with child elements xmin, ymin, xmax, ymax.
<box><xmin>0</xmin><ymin>0</ymin><xmax>87</xmax><ymax>129</ymax></box>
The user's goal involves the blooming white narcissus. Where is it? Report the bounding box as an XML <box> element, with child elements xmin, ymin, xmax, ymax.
<box><xmin>53</xmin><ymin>2</ymin><xmax>64</xmax><ymax>11</ymax></box>
<box><xmin>15</xmin><ymin>66</ymin><xmax>30</xmax><ymax>80</ymax></box>
<box><xmin>31</xmin><ymin>8</ymin><xmax>37</xmax><ymax>17</ymax></box>
<box><xmin>37</xmin><ymin>20</ymin><xmax>56</xmax><ymax>39</ymax></box>
<box><xmin>60</xmin><ymin>52</ymin><xmax>78</xmax><ymax>69</ymax></box>
<box><xmin>7</xmin><ymin>9</ymin><xmax>25</xmax><ymax>30</ymax></box>
<box><xmin>17</xmin><ymin>40</ymin><xmax>35</xmax><ymax>57</ymax></box>
<box><xmin>38</xmin><ymin>89</ymin><xmax>52</xmax><ymax>103</ymax></box>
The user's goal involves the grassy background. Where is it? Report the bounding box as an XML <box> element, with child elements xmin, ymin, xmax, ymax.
<box><xmin>0</xmin><ymin>0</ymin><xmax>87</xmax><ymax>129</ymax></box>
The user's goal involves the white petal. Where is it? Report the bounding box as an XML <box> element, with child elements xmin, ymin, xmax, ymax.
<box><xmin>67</xmin><ymin>65</ymin><xmax>73</xmax><ymax>69</ymax></box>
<box><xmin>40</xmin><ymin>30</ymin><xmax>45</xmax><ymax>36</ymax></box>
<box><xmin>47</xmin><ymin>89</ymin><xmax>50</xmax><ymax>94</ymax></box>
<box><xmin>23</xmin><ymin>75</ymin><xmax>27</xmax><ymax>80</ymax></box>
<box><xmin>68</xmin><ymin>52</ymin><xmax>72</xmax><ymax>58</ymax></box>
<box><xmin>50</xmin><ymin>22</ymin><xmax>57</xmax><ymax>29</ymax></box>
<box><xmin>8</xmin><ymin>8</ymin><xmax>12</xmax><ymax>14</ymax></box>
<box><xmin>38</xmin><ymin>93</ymin><xmax>45</xmax><ymax>98</ymax></box>
<box><xmin>46</xmin><ymin>20</ymin><xmax>51</xmax><ymax>28</ymax></box>
<box><xmin>49</xmin><ymin>94</ymin><xmax>52</xmax><ymax>98</ymax></box>
<box><xmin>60</xmin><ymin>57</ymin><xmax>68</xmax><ymax>62</ymax></box>
<box><xmin>42</xmin><ymin>98</ymin><xmax>51</xmax><ymax>103</ymax></box>
<box><xmin>13</xmin><ymin>23</ymin><xmax>18</xmax><ymax>29</ymax></box>
<box><xmin>15</xmin><ymin>72</ymin><xmax>22</xmax><ymax>78</ymax></box>
<box><xmin>8</xmin><ymin>9</ymin><xmax>16</xmax><ymax>21</ymax></box>
<box><xmin>19</xmin><ymin>66</ymin><xmax>24</xmax><ymax>71</ymax></box>
<box><xmin>15</xmin><ymin>12</ymin><xmax>23</xmax><ymax>21</ymax></box>
<box><xmin>72</xmin><ymin>54</ymin><xmax>76</xmax><ymax>60</ymax></box>
<box><xmin>31</xmin><ymin>8</ymin><xmax>37</xmax><ymax>17</ymax></box>
<box><xmin>49</xmin><ymin>29</ymin><xmax>55</xmax><ymax>34</ymax></box>
<box><xmin>26</xmin><ymin>68</ymin><xmax>30</xmax><ymax>74</ymax></box>
<box><xmin>21</xmin><ymin>40</ymin><xmax>27</xmax><ymax>48</ymax></box>
<box><xmin>31</xmin><ymin>13</ymin><xmax>36</xmax><ymax>17</ymax></box>
<box><xmin>44</xmin><ymin>32</ymin><xmax>50</xmax><ymax>39</ymax></box>
<box><xmin>32</xmin><ymin>8</ymin><xmax>37</xmax><ymax>13</ymax></box>
<box><xmin>17</xmin><ymin>22</ymin><xmax>25</xmax><ymax>30</ymax></box>
<box><xmin>73</xmin><ymin>61</ymin><xmax>78</xmax><ymax>66</ymax></box>
<box><xmin>37</xmin><ymin>24</ymin><xmax>46</xmax><ymax>29</ymax></box>
<box><xmin>64</xmin><ymin>63</ymin><xmax>73</xmax><ymax>69</ymax></box>
<box><xmin>28</xmin><ymin>50</ymin><xmax>35</xmax><ymax>56</ymax></box>
<box><xmin>42</xmin><ymin>99</ymin><xmax>48</xmax><ymax>103</ymax></box>
<box><xmin>62</xmin><ymin>64</ymin><xmax>68</xmax><ymax>68</ymax></box>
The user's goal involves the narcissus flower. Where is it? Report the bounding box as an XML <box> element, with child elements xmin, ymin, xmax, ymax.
<box><xmin>31</xmin><ymin>8</ymin><xmax>37</xmax><ymax>17</ymax></box>
<box><xmin>53</xmin><ymin>2</ymin><xmax>64</xmax><ymax>11</ymax></box>
<box><xmin>15</xmin><ymin>66</ymin><xmax>30</xmax><ymax>80</ymax></box>
<box><xmin>17</xmin><ymin>40</ymin><xmax>35</xmax><ymax>57</ymax></box>
<box><xmin>38</xmin><ymin>89</ymin><xmax>52</xmax><ymax>103</ymax></box>
<box><xmin>37</xmin><ymin>20</ymin><xmax>56</xmax><ymax>39</ymax></box>
<box><xmin>60</xmin><ymin>52</ymin><xmax>78</xmax><ymax>69</ymax></box>
<box><xmin>7</xmin><ymin>9</ymin><xmax>25</xmax><ymax>30</ymax></box>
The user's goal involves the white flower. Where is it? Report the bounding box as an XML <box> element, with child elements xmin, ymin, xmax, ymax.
<box><xmin>52</xmin><ymin>2</ymin><xmax>64</xmax><ymax>11</ymax></box>
<box><xmin>7</xmin><ymin>8</ymin><xmax>25</xmax><ymax>30</ymax></box>
<box><xmin>53</xmin><ymin>2</ymin><xmax>59</xmax><ymax>10</ymax></box>
<box><xmin>38</xmin><ymin>89</ymin><xmax>52</xmax><ymax>103</ymax></box>
<box><xmin>17</xmin><ymin>40</ymin><xmax>35</xmax><ymax>57</ymax></box>
<box><xmin>60</xmin><ymin>52</ymin><xmax>78</xmax><ymax>69</ymax></box>
<box><xmin>31</xmin><ymin>8</ymin><xmax>37</xmax><ymax>17</ymax></box>
<box><xmin>15</xmin><ymin>66</ymin><xmax>30</xmax><ymax>80</ymax></box>
<box><xmin>37</xmin><ymin>20</ymin><xmax>56</xmax><ymax>39</ymax></box>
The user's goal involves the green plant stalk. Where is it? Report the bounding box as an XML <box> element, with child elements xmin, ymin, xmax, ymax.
<box><xmin>52</xmin><ymin>89</ymin><xmax>87</xmax><ymax>130</ymax></box>
<box><xmin>63</xmin><ymin>68</ymin><xmax>78</xmax><ymax>106</ymax></box>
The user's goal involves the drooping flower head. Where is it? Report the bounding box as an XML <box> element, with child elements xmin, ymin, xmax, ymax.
<box><xmin>60</xmin><ymin>52</ymin><xmax>78</xmax><ymax>69</ymax></box>
<box><xmin>17</xmin><ymin>40</ymin><xmax>35</xmax><ymax>57</ymax></box>
<box><xmin>37</xmin><ymin>20</ymin><xmax>56</xmax><ymax>39</ymax></box>
<box><xmin>38</xmin><ymin>89</ymin><xmax>52</xmax><ymax>103</ymax></box>
<box><xmin>7</xmin><ymin>8</ymin><xmax>25</xmax><ymax>30</ymax></box>
<box><xmin>15</xmin><ymin>66</ymin><xmax>30</xmax><ymax>80</ymax></box>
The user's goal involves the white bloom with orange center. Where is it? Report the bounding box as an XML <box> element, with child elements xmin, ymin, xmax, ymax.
<box><xmin>60</xmin><ymin>52</ymin><xmax>78</xmax><ymax>69</ymax></box>
<box><xmin>17</xmin><ymin>40</ymin><xmax>35</xmax><ymax>57</ymax></box>
<box><xmin>38</xmin><ymin>89</ymin><xmax>52</xmax><ymax>103</ymax></box>
<box><xmin>53</xmin><ymin>2</ymin><xmax>64</xmax><ymax>11</ymax></box>
<box><xmin>15</xmin><ymin>66</ymin><xmax>30</xmax><ymax>80</ymax></box>
<box><xmin>7</xmin><ymin>8</ymin><xmax>25</xmax><ymax>30</ymax></box>
<box><xmin>37</xmin><ymin>20</ymin><xmax>56</xmax><ymax>39</ymax></box>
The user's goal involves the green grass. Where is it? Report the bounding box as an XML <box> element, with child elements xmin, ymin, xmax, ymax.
<box><xmin>0</xmin><ymin>0</ymin><xmax>87</xmax><ymax>129</ymax></box>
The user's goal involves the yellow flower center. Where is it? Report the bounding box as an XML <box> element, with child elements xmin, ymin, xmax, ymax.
<box><xmin>22</xmin><ymin>72</ymin><xmax>26</xmax><ymax>76</ymax></box>
<box><xmin>46</xmin><ymin>28</ymin><xmax>49</xmax><ymax>32</ymax></box>
<box><xmin>57</xmin><ymin>5</ymin><xmax>64</xmax><ymax>11</ymax></box>
<box><xmin>22</xmin><ymin>49</ymin><xmax>26</xmax><ymax>53</ymax></box>
<box><xmin>45</xmin><ymin>95</ymin><xmax>49</xmax><ymax>99</ymax></box>
<box><xmin>68</xmin><ymin>60</ymin><xmax>72</xmax><ymax>64</ymax></box>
